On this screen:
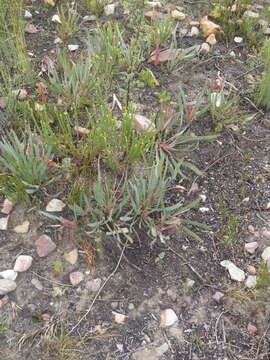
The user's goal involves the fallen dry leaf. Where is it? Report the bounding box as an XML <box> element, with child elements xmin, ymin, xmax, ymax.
<box><xmin>200</xmin><ymin>16</ymin><xmax>220</xmax><ymax>37</ymax></box>
<box><xmin>148</xmin><ymin>48</ymin><xmax>182</xmax><ymax>64</ymax></box>
<box><xmin>44</xmin><ymin>0</ymin><xmax>55</xmax><ymax>6</ymax></box>
<box><xmin>59</xmin><ymin>217</ymin><xmax>77</xmax><ymax>228</ymax></box>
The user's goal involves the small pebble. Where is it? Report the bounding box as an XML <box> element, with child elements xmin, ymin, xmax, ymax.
<box><xmin>160</xmin><ymin>309</ymin><xmax>178</xmax><ymax>328</ymax></box>
<box><xmin>0</xmin><ymin>279</ymin><xmax>17</xmax><ymax>295</ymax></box>
<box><xmin>63</xmin><ymin>249</ymin><xmax>78</xmax><ymax>265</ymax></box>
<box><xmin>46</xmin><ymin>198</ymin><xmax>66</xmax><ymax>212</ymax></box>
<box><xmin>212</xmin><ymin>291</ymin><xmax>224</xmax><ymax>302</ymax></box>
<box><xmin>104</xmin><ymin>4</ymin><xmax>115</xmax><ymax>16</ymax></box>
<box><xmin>190</xmin><ymin>26</ymin><xmax>200</xmax><ymax>37</ymax></box>
<box><xmin>247</xmin><ymin>323</ymin><xmax>258</xmax><ymax>334</ymax></box>
<box><xmin>206</xmin><ymin>33</ymin><xmax>217</xmax><ymax>45</ymax></box>
<box><xmin>245</xmin><ymin>241</ymin><xmax>258</xmax><ymax>255</ymax></box>
<box><xmin>68</xmin><ymin>44</ymin><xmax>79</xmax><ymax>52</ymax></box>
<box><xmin>35</xmin><ymin>234</ymin><xmax>56</xmax><ymax>257</ymax></box>
<box><xmin>200</xmin><ymin>43</ymin><xmax>211</xmax><ymax>54</ymax></box>
<box><xmin>69</xmin><ymin>271</ymin><xmax>84</xmax><ymax>286</ymax></box>
<box><xmin>113</xmin><ymin>311</ymin><xmax>126</xmax><ymax>324</ymax></box>
<box><xmin>13</xmin><ymin>220</ymin><xmax>30</xmax><ymax>234</ymax></box>
<box><xmin>52</xmin><ymin>14</ymin><xmax>61</xmax><ymax>24</ymax></box>
<box><xmin>234</xmin><ymin>36</ymin><xmax>243</xmax><ymax>43</ymax></box>
<box><xmin>14</xmin><ymin>255</ymin><xmax>33</xmax><ymax>272</ymax></box>
<box><xmin>31</xmin><ymin>278</ymin><xmax>43</xmax><ymax>291</ymax></box>
<box><xmin>247</xmin><ymin>265</ymin><xmax>256</xmax><ymax>274</ymax></box>
<box><xmin>24</xmin><ymin>10</ymin><xmax>32</xmax><ymax>19</ymax></box>
<box><xmin>245</xmin><ymin>275</ymin><xmax>257</xmax><ymax>289</ymax></box>
<box><xmin>0</xmin><ymin>216</ymin><xmax>9</xmax><ymax>230</ymax></box>
<box><xmin>0</xmin><ymin>270</ymin><xmax>17</xmax><ymax>281</ymax></box>
<box><xmin>171</xmin><ymin>10</ymin><xmax>186</xmax><ymax>20</ymax></box>
<box><xmin>128</xmin><ymin>303</ymin><xmax>135</xmax><ymax>310</ymax></box>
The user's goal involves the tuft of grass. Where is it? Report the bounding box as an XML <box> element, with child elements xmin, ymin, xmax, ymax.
<box><xmin>217</xmin><ymin>197</ymin><xmax>240</xmax><ymax>247</ymax></box>
<box><xmin>258</xmin><ymin>39</ymin><xmax>270</xmax><ymax>110</ymax></box>
<box><xmin>87</xmin><ymin>0</ymin><xmax>108</xmax><ymax>17</ymax></box>
<box><xmin>0</xmin><ymin>131</ymin><xmax>57</xmax><ymax>201</ymax></box>
<box><xmin>57</xmin><ymin>3</ymin><xmax>80</xmax><ymax>40</ymax></box>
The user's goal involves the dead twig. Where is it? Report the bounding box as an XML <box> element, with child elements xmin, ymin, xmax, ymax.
<box><xmin>255</xmin><ymin>324</ymin><xmax>270</xmax><ymax>359</ymax></box>
<box><xmin>167</xmin><ymin>246</ymin><xmax>205</xmax><ymax>283</ymax></box>
<box><xmin>68</xmin><ymin>242</ymin><xmax>127</xmax><ymax>335</ymax></box>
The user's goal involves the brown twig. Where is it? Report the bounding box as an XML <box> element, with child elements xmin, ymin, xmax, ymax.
<box><xmin>168</xmin><ymin>246</ymin><xmax>205</xmax><ymax>283</ymax></box>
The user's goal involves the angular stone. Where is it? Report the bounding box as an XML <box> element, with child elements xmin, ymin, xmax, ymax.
<box><xmin>245</xmin><ymin>275</ymin><xmax>257</xmax><ymax>289</ymax></box>
<box><xmin>86</xmin><ymin>278</ymin><xmax>102</xmax><ymax>292</ymax></box>
<box><xmin>206</xmin><ymin>33</ymin><xmax>217</xmax><ymax>45</ymax></box>
<box><xmin>200</xmin><ymin>42</ymin><xmax>211</xmax><ymax>53</ymax></box>
<box><xmin>0</xmin><ymin>216</ymin><xmax>9</xmax><ymax>230</ymax></box>
<box><xmin>133</xmin><ymin>114</ymin><xmax>155</xmax><ymax>132</ymax></box>
<box><xmin>13</xmin><ymin>220</ymin><xmax>30</xmax><ymax>234</ymax></box>
<box><xmin>104</xmin><ymin>4</ymin><xmax>115</xmax><ymax>16</ymax></box>
<box><xmin>35</xmin><ymin>235</ymin><xmax>56</xmax><ymax>257</ymax></box>
<box><xmin>1</xmin><ymin>199</ymin><xmax>15</xmax><ymax>214</ymax></box>
<box><xmin>64</xmin><ymin>248</ymin><xmax>78</xmax><ymax>265</ymax></box>
<box><xmin>46</xmin><ymin>198</ymin><xmax>66</xmax><ymax>212</ymax></box>
<box><xmin>190</xmin><ymin>26</ymin><xmax>200</xmax><ymax>37</ymax></box>
<box><xmin>31</xmin><ymin>278</ymin><xmax>43</xmax><ymax>291</ymax></box>
<box><xmin>25</xmin><ymin>24</ymin><xmax>38</xmax><ymax>34</ymax></box>
<box><xmin>220</xmin><ymin>260</ymin><xmax>245</xmax><ymax>281</ymax></box>
<box><xmin>212</xmin><ymin>291</ymin><xmax>224</xmax><ymax>302</ymax></box>
<box><xmin>160</xmin><ymin>309</ymin><xmax>178</xmax><ymax>328</ymax></box>
<box><xmin>0</xmin><ymin>279</ymin><xmax>17</xmax><ymax>295</ymax></box>
<box><xmin>171</xmin><ymin>10</ymin><xmax>186</xmax><ymax>20</ymax></box>
<box><xmin>0</xmin><ymin>269</ymin><xmax>17</xmax><ymax>281</ymax></box>
<box><xmin>52</xmin><ymin>14</ymin><xmax>61</xmax><ymax>24</ymax></box>
<box><xmin>247</xmin><ymin>323</ymin><xmax>258</xmax><ymax>334</ymax></box>
<box><xmin>14</xmin><ymin>255</ymin><xmax>33</xmax><ymax>272</ymax></box>
<box><xmin>69</xmin><ymin>271</ymin><xmax>84</xmax><ymax>286</ymax></box>
<box><xmin>247</xmin><ymin>265</ymin><xmax>256</xmax><ymax>274</ymax></box>
<box><xmin>112</xmin><ymin>311</ymin><xmax>126</xmax><ymax>324</ymax></box>
<box><xmin>68</xmin><ymin>44</ymin><xmax>79</xmax><ymax>52</ymax></box>
<box><xmin>133</xmin><ymin>343</ymin><xmax>169</xmax><ymax>360</ymax></box>
<box><xmin>24</xmin><ymin>10</ymin><xmax>32</xmax><ymax>19</ymax></box>
<box><xmin>245</xmin><ymin>241</ymin><xmax>258</xmax><ymax>254</ymax></box>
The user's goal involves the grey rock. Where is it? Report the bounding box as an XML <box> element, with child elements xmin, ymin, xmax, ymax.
<box><xmin>245</xmin><ymin>242</ymin><xmax>258</xmax><ymax>254</ymax></box>
<box><xmin>14</xmin><ymin>255</ymin><xmax>33</xmax><ymax>272</ymax></box>
<box><xmin>0</xmin><ymin>269</ymin><xmax>17</xmax><ymax>281</ymax></box>
<box><xmin>0</xmin><ymin>279</ymin><xmax>16</xmax><ymax>295</ymax></box>
<box><xmin>31</xmin><ymin>278</ymin><xmax>43</xmax><ymax>291</ymax></box>
<box><xmin>245</xmin><ymin>275</ymin><xmax>257</xmax><ymax>289</ymax></box>
<box><xmin>69</xmin><ymin>271</ymin><xmax>84</xmax><ymax>286</ymax></box>
<box><xmin>133</xmin><ymin>343</ymin><xmax>169</xmax><ymax>360</ymax></box>
<box><xmin>35</xmin><ymin>235</ymin><xmax>56</xmax><ymax>257</ymax></box>
<box><xmin>128</xmin><ymin>303</ymin><xmax>135</xmax><ymax>311</ymax></box>
<box><xmin>160</xmin><ymin>309</ymin><xmax>178</xmax><ymax>328</ymax></box>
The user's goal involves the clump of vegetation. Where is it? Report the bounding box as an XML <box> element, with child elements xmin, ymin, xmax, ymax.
<box><xmin>258</xmin><ymin>39</ymin><xmax>270</xmax><ymax>110</ymax></box>
<box><xmin>211</xmin><ymin>0</ymin><xmax>262</xmax><ymax>46</ymax></box>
